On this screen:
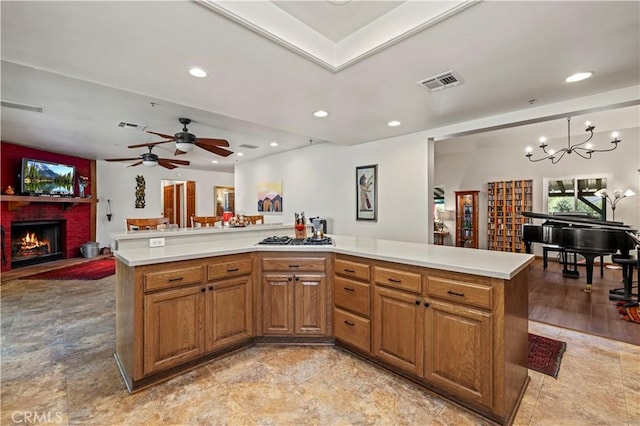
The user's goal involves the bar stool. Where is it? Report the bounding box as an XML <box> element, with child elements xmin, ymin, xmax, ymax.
<box><xmin>609</xmin><ymin>255</ymin><xmax>638</xmax><ymax>301</ymax></box>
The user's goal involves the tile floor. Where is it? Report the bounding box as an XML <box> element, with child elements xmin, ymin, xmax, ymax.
<box><xmin>1</xmin><ymin>276</ymin><xmax>638</xmax><ymax>425</ymax></box>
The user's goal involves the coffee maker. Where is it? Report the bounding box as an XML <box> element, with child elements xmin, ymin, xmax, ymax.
<box><xmin>310</xmin><ymin>217</ymin><xmax>327</xmax><ymax>239</ymax></box>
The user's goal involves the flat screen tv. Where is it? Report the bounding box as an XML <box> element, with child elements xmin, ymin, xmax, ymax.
<box><xmin>20</xmin><ymin>158</ymin><xmax>75</xmax><ymax>196</ymax></box>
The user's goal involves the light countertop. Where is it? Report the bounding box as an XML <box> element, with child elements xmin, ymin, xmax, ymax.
<box><xmin>114</xmin><ymin>234</ymin><xmax>534</xmax><ymax>280</ymax></box>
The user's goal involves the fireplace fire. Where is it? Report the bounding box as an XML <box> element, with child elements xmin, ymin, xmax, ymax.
<box><xmin>11</xmin><ymin>220</ymin><xmax>63</xmax><ymax>268</ymax></box>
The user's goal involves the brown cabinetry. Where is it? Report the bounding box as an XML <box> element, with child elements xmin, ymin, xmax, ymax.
<box><xmin>487</xmin><ymin>180</ymin><xmax>533</xmax><ymax>252</ymax></box>
<box><xmin>334</xmin><ymin>256</ymin><xmax>371</xmax><ymax>353</ymax></box>
<box><xmin>455</xmin><ymin>190</ymin><xmax>479</xmax><ymax>248</ymax></box>
<box><xmin>261</xmin><ymin>255</ymin><xmax>327</xmax><ymax>336</ymax></box>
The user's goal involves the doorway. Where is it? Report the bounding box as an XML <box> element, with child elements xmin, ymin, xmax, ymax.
<box><xmin>161</xmin><ymin>180</ymin><xmax>196</xmax><ymax>227</ymax></box>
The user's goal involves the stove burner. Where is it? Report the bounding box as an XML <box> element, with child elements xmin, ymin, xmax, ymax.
<box><xmin>258</xmin><ymin>236</ymin><xmax>333</xmax><ymax>246</ymax></box>
<box><xmin>258</xmin><ymin>236</ymin><xmax>293</xmax><ymax>245</ymax></box>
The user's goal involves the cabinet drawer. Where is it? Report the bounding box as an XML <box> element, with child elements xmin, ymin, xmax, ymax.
<box><xmin>335</xmin><ymin>258</ymin><xmax>370</xmax><ymax>281</ymax></box>
<box><xmin>208</xmin><ymin>257</ymin><xmax>252</xmax><ymax>281</ymax></box>
<box><xmin>334</xmin><ymin>308</ymin><xmax>370</xmax><ymax>353</ymax></box>
<box><xmin>427</xmin><ymin>276</ymin><xmax>492</xmax><ymax>309</ymax></box>
<box><xmin>262</xmin><ymin>257</ymin><xmax>326</xmax><ymax>272</ymax></box>
<box><xmin>144</xmin><ymin>265</ymin><xmax>205</xmax><ymax>292</ymax></box>
<box><xmin>334</xmin><ymin>277</ymin><xmax>370</xmax><ymax>317</ymax></box>
<box><xmin>374</xmin><ymin>266</ymin><xmax>422</xmax><ymax>293</ymax></box>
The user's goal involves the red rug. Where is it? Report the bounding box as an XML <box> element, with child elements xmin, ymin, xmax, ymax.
<box><xmin>616</xmin><ymin>301</ymin><xmax>640</xmax><ymax>324</ymax></box>
<box><xmin>528</xmin><ymin>333</ymin><xmax>567</xmax><ymax>378</ymax></box>
<box><xmin>20</xmin><ymin>257</ymin><xmax>115</xmax><ymax>280</ymax></box>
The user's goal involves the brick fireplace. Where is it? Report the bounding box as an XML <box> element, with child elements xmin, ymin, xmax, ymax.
<box><xmin>1</xmin><ymin>142</ymin><xmax>95</xmax><ymax>272</ymax></box>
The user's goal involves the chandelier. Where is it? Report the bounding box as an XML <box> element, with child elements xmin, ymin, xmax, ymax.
<box><xmin>525</xmin><ymin>117</ymin><xmax>621</xmax><ymax>164</ymax></box>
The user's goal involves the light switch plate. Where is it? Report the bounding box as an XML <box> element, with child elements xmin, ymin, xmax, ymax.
<box><xmin>149</xmin><ymin>238</ymin><xmax>165</xmax><ymax>248</ymax></box>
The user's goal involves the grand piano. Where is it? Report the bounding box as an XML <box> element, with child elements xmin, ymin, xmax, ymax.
<box><xmin>522</xmin><ymin>212</ymin><xmax>638</xmax><ymax>291</ymax></box>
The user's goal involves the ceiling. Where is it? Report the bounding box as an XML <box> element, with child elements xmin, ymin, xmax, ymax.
<box><xmin>1</xmin><ymin>1</ymin><xmax>639</xmax><ymax>172</ymax></box>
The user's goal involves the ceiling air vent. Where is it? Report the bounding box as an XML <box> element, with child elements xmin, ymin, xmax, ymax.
<box><xmin>116</xmin><ymin>121</ymin><xmax>147</xmax><ymax>131</ymax></box>
<box><xmin>417</xmin><ymin>70</ymin><xmax>463</xmax><ymax>92</ymax></box>
<box><xmin>238</xmin><ymin>144</ymin><xmax>259</xmax><ymax>149</ymax></box>
<box><xmin>1</xmin><ymin>100</ymin><xmax>43</xmax><ymax>113</ymax></box>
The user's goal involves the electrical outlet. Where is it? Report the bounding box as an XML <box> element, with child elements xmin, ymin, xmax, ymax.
<box><xmin>149</xmin><ymin>238</ymin><xmax>165</xmax><ymax>248</ymax></box>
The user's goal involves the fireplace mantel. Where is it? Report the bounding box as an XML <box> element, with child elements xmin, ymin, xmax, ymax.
<box><xmin>1</xmin><ymin>195</ymin><xmax>94</xmax><ymax>211</ymax></box>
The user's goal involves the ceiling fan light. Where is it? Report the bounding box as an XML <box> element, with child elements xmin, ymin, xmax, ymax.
<box><xmin>175</xmin><ymin>142</ymin><xmax>195</xmax><ymax>152</ymax></box>
<box><xmin>142</xmin><ymin>160</ymin><xmax>157</xmax><ymax>167</ymax></box>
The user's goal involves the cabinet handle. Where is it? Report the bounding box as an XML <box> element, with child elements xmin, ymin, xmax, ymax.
<box><xmin>208</xmin><ymin>286</ymin><xmax>213</xmax><ymax>291</ymax></box>
<box><xmin>343</xmin><ymin>287</ymin><xmax>355</xmax><ymax>292</ymax></box>
<box><xmin>388</xmin><ymin>278</ymin><xmax>401</xmax><ymax>283</ymax></box>
<box><xmin>344</xmin><ymin>269</ymin><xmax>355</xmax><ymax>273</ymax></box>
<box><xmin>200</xmin><ymin>288</ymin><xmax>206</xmax><ymax>293</ymax></box>
<box><xmin>447</xmin><ymin>290</ymin><xmax>465</xmax><ymax>297</ymax></box>
<box><xmin>415</xmin><ymin>300</ymin><xmax>420</xmax><ymax>305</ymax></box>
<box><xmin>226</xmin><ymin>268</ymin><xmax>239</xmax><ymax>272</ymax></box>
<box><xmin>424</xmin><ymin>302</ymin><xmax>430</xmax><ymax>308</ymax></box>
<box><xmin>289</xmin><ymin>265</ymin><xmax>300</xmax><ymax>268</ymax></box>
<box><xmin>295</xmin><ymin>276</ymin><xmax>300</xmax><ymax>281</ymax></box>
<box><xmin>288</xmin><ymin>276</ymin><xmax>293</xmax><ymax>281</ymax></box>
<box><xmin>344</xmin><ymin>320</ymin><xmax>355</xmax><ymax>326</ymax></box>
<box><xmin>169</xmin><ymin>277</ymin><xmax>184</xmax><ymax>282</ymax></box>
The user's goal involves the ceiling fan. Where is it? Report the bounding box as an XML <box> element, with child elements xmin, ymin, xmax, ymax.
<box><xmin>104</xmin><ymin>146</ymin><xmax>190</xmax><ymax>169</ymax></box>
<box><xmin>128</xmin><ymin>117</ymin><xmax>233</xmax><ymax>157</ymax></box>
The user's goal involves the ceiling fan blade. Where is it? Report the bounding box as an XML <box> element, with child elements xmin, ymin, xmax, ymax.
<box><xmin>194</xmin><ymin>138</ymin><xmax>230</xmax><ymax>147</ymax></box>
<box><xmin>104</xmin><ymin>157</ymin><xmax>140</xmax><ymax>162</ymax></box>
<box><xmin>174</xmin><ymin>149</ymin><xmax>187</xmax><ymax>156</ymax></box>
<box><xmin>196</xmin><ymin>143</ymin><xmax>234</xmax><ymax>157</ymax></box>
<box><xmin>146</xmin><ymin>131</ymin><xmax>177</xmax><ymax>140</ymax></box>
<box><xmin>128</xmin><ymin>161</ymin><xmax>143</xmax><ymax>167</ymax></box>
<box><xmin>157</xmin><ymin>160</ymin><xmax>178</xmax><ymax>169</ymax></box>
<box><xmin>128</xmin><ymin>140</ymin><xmax>174</xmax><ymax>149</ymax></box>
<box><xmin>159</xmin><ymin>158</ymin><xmax>190</xmax><ymax>166</ymax></box>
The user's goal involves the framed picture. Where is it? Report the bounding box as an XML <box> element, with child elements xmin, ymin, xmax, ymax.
<box><xmin>356</xmin><ymin>164</ymin><xmax>377</xmax><ymax>221</ymax></box>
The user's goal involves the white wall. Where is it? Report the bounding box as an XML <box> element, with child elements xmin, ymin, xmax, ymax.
<box><xmin>96</xmin><ymin>161</ymin><xmax>233</xmax><ymax>248</ymax></box>
<box><xmin>434</xmin><ymin>127</ymin><xmax>640</xmax><ymax>251</ymax></box>
<box><xmin>235</xmin><ymin>134</ymin><xmax>430</xmax><ymax>243</ymax></box>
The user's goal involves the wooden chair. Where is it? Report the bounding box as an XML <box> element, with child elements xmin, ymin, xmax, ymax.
<box><xmin>191</xmin><ymin>216</ymin><xmax>220</xmax><ymax>228</ymax></box>
<box><xmin>126</xmin><ymin>217</ymin><xmax>170</xmax><ymax>231</ymax></box>
<box><xmin>244</xmin><ymin>215</ymin><xmax>264</xmax><ymax>225</ymax></box>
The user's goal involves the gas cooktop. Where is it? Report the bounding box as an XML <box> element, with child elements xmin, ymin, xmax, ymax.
<box><xmin>258</xmin><ymin>236</ymin><xmax>333</xmax><ymax>246</ymax></box>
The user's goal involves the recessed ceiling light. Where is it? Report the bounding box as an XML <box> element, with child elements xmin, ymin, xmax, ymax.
<box><xmin>388</xmin><ymin>120</ymin><xmax>401</xmax><ymax>127</ymax></box>
<box><xmin>211</xmin><ymin>160</ymin><xmax>218</xmax><ymax>164</ymax></box>
<box><xmin>313</xmin><ymin>110</ymin><xmax>328</xmax><ymax>118</ymax></box>
<box><xmin>270</xmin><ymin>141</ymin><xmax>278</xmax><ymax>147</ymax></box>
<box><xmin>565</xmin><ymin>72</ymin><xmax>593</xmax><ymax>83</ymax></box>
<box><xmin>237</xmin><ymin>152</ymin><xmax>244</xmax><ymax>157</ymax></box>
<box><xmin>188</xmin><ymin>67</ymin><xmax>208</xmax><ymax>78</ymax></box>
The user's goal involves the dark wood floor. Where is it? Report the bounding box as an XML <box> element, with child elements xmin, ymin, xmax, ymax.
<box><xmin>3</xmin><ymin>254</ymin><xmax>639</xmax><ymax>345</ymax></box>
<box><xmin>528</xmin><ymin>257</ymin><xmax>640</xmax><ymax>345</ymax></box>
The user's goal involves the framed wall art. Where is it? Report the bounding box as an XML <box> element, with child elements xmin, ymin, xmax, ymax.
<box><xmin>356</xmin><ymin>164</ymin><xmax>377</xmax><ymax>221</ymax></box>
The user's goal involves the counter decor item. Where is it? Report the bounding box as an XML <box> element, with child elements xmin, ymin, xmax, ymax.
<box><xmin>4</xmin><ymin>186</ymin><xmax>14</xmax><ymax>195</ymax></box>
<box><xmin>228</xmin><ymin>215</ymin><xmax>248</xmax><ymax>227</ymax></box>
<box><xmin>356</xmin><ymin>164</ymin><xmax>377</xmax><ymax>221</ymax></box>
<box><xmin>295</xmin><ymin>212</ymin><xmax>306</xmax><ymax>238</ymax></box>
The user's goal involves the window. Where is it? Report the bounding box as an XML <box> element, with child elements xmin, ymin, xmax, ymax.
<box><xmin>545</xmin><ymin>176</ymin><xmax>608</xmax><ymax>219</ymax></box>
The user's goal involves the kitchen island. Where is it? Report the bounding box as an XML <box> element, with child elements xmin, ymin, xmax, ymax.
<box><xmin>114</xmin><ymin>229</ymin><xmax>534</xmax><ymax>425</ymax></box>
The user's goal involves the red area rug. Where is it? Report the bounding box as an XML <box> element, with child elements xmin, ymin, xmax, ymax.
<box><xmin>528</xmin><ymin>333</ymin><xmax>567</xmax><ymax>378</ymax></box>
<box><xmin>20</xmin><ymin>257</ymin><xmax>115</xmax><ymax>280</ymax></box>
<box><xmin>616</xmin><ymin>301</ymin><xmax>640</xmax><ymax>324</ymax></box>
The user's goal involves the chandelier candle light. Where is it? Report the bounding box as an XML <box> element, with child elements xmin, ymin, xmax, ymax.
<box><xmin>594</xmin><ymin>189</ymin><xmax>635</xmax><ymax>221</ymax></box>
<box><xmin>525</xmin><ymin>117</ymin><xmax>621</xmax><ymax>164</ymax></box>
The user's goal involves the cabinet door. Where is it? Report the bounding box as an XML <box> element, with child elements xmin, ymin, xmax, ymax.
<box><xmin>207</xmin><ymin>276</ymin><xmax>253</xmax><ymax>352</ymax></box>
<box><xmin>144</xmin><ymin>285</ymin><xmax>206</xmax><ymax>376</ymax></box>
<box><xmin>423</xmin><ymin>300</ymin><xmax>492</xmax><ymax>408</ymax></box>
<box><xmin>294</xmin><ymin>274</ymin><xmax>326</xmax><ymax>335</ymax></box>
<box><xmin>262</xmin><ymin>274</ymin><xmax>293</xmax><ymax>335</ymax></box>
<box><xmin>372</xmin><ymin>286</ymin><xmax>423</xmax><ymax>375</ymax></box>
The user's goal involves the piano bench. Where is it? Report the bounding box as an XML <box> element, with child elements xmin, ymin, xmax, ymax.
<box><xmin>609</xmin><ymin>256</ymin><xmax>638</xmax><ymax>302</ymax></box>
<box><xmin>542</xmin><ymin>244</ymin><xmax>565</xmax><ymax>269</ymax></box>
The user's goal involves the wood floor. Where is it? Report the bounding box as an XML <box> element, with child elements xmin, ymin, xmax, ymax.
<box><xmin>3</xmin><ymin>254</ymin><xmax>639</xmax><ymax>345</ymax></box>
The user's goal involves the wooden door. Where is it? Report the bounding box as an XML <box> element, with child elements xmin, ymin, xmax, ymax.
<box><xmin>293</xmin><ymin>274</ymin><xmax>326</xmax><ymax>335</ymax></box>
<box><xmin>175</xmin><ymin>183</ymin><xmax>183</xmax><ymax>226</ymax></box>
<box><xmin>262</xmin><ymin>274</ymin><xmax>293</xmax><ymax>335</ymax></box>
<box><xmin>143</xmin><ymin>285</ymin><xmax>206</xmax><ymax>376</ymax></box>
<box><xmin>186</xmin><ymin>181</ymin><xmax>196</xmax><ymax>227</ymax></box>
<box><xmin>163</xmin><ymin>185</ymin><xmax>174</xmax><ymax>223</ymax></box>
<box><xmin>207</xmin><ymin>276</ymin><xmax>253</xmax><ymax>352</ymax></box>
<box><xmin>423</xmin><ymin>299</ymin><xmax>493</xmax><ymax>407</ymax></box>
<box><xmin>372</xmin><ymin>285</ymin><xmax>423</xmax><ymax>375</ymax></box>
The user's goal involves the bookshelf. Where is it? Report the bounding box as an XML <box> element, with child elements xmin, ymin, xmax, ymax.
<box><xmin>487</xmin><ymin>180</ymin><xmax>533</xmax><ymax>252</ymax></box>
